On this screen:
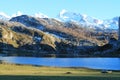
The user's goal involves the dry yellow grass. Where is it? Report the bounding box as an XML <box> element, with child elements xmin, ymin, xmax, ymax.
<box><xmin>0</xmin><ymin>63</ymin><xmax>120</xmax><ymax>80</ymax></box>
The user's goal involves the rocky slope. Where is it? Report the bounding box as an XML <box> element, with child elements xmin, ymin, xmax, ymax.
<box><xmin>0</xmin><ymin>21</ymin><xmax>61</xmax><ymax>54</ymax></box>
<box><xmin>10</xmin><ymin>15</ymin><xmax>108</xmax><ymax>46</ymax></box>
<box><xmin>0</xmin><ymin>14</ymin><xmax>119</xmax><ymax>57</ymax></box>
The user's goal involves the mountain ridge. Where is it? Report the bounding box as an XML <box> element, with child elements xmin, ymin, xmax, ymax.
<box><xmin>0</xmin><ymin>13</ymin><xmax>119</xmax><ymax>57</ymax></box>
<box><xmin>57</xmin><ymin>10</ymin><xmax>119</xmax><ymax>30</ymax></box>
<box><xmin>0</xmin><ymin>10</ymin><xmax>119</xmax><ymax>30</ymax></box>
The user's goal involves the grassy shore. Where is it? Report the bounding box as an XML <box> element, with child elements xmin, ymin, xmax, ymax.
<box><xmin>0</xmin><ymin>63</ymin><xmax>120</xmax><ymax>80</ymax></box>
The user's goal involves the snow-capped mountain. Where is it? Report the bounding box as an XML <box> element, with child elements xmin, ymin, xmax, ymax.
<box><xmin>11</xmin><ymin>11</ymin><xmax>23</xmax><ymax>18</ymax></box>
<box><xmin>1</xmin><ymin>10</ymin><xmax>118</xmax><ymax>30</ymax></box>
<box><xmin>57</xmin><ymin>10</ymin><xmax>119</xmax><ymax>30</ymax></box>
<box><xmin>34</xmin><ymin>12</ymin><xmax>48</xmax><ymax>18</ymax></box>
<box><xmin>10</xmin><ymin>15</ymin><xmax>45</xmax><ymax>30</ymax></box>
<box><xmin>0</xmin><ymin>12</ymin><xmax>10</xmax><ymax>20</ymax></box>
<box><xmin>0</xmin><ymin>11</ymin><xmax>49</xmax><ymax>21</ymax></box>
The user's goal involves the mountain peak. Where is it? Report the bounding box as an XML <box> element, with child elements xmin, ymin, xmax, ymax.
<box><xmin>11</xmin><ymin>11</ymin><xmax>23</xmax><ymax>18</ymax></box>
<box><xmin>58</xmin><ymin>9</ymin><xmax>81</xmax><ymax>22</ymax></box>
<box><xmin>0</xmin><ymin>10</ymin><xmax>118</xmax><ymax>30</ymax></box>
<box><xmin>57</xmin><ymin>10</ymin><xmax>119</xmax><ymax>29</ymax></box>
<box><xmin>59</xmin><ymin>9</ymin><xmax>67</xmax><ymax>16</ymax></box>
<box><xmin>58</xmin><ymin>9</ymin><xmax>69</xmax><ymax>21</ymax></box>
<box><xmin>0</xmin><ymin>12</ymin><xmax>11</xmax><ymax>20</ymax></box>
<box><xmin>34</xmin><ymin>12</ymin><xmax>48</xmax><ymax>18</ymax></box>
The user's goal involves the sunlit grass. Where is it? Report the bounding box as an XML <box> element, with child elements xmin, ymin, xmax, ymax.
<box><xmin>0</xmin><ymin>63</ymin><xmax>120</xmax><ymax>80</ymax></box>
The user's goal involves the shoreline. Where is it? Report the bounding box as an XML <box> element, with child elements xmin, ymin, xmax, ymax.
<box><xmin>1</xmin><ymin>54</ymin><xmax>120</xmax><ymax>58</ymax></box>
<box><xmin>0</xmin><ymin>60</ymin><xmax>120</xmax><ymax>72</ymax></box>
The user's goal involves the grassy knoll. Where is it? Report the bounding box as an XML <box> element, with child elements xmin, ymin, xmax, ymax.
<box><xmin>0</xmin><ymin>63</ymin><xmax>120</xmax><ymax>80</ymax></box>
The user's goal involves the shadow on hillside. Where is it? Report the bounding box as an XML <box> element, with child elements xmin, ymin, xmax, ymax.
<box><xmin>0</xmin><ymin>42</ymin><xmax>56</xmax><ymax>57</ymax></box>
<box><xmin>0</xmin><ymin>75</ymin><xmax>120</xmax><ymax>80</ymax></box>
<box><xmin>0</xmin><ymin>41</ymin><xmax>120</xmax><ymax>57</ymax></box>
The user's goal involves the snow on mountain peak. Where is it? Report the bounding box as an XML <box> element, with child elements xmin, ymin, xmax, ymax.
<box><xmin>58</xmin><ymin>9</ymin><xmax>71</xmax><ymax>21</ymax></box>
<box><xmin>0</xmin><ymin>10</ymin><xmax>119</xmax><ymax>30</ymax></box>
<box><xmin>34</xmin><ymin>12</ymin><xmax>48</xmax><ymax>18</ymax></box>
<box><xmin>57</xmin><ymin>10</ymin><xmax>119</xmax><ymax>30</ymax></box>
<box><xmin>59</xmin><ymin>9</ymin><xmax>68</xmax><ymax>18</ymax></box>
<box><xmin>12</xmin><ymin>11</ymin><xmax>23</xmax><ymax>17</ymax></box>
<box><xmin>58</xmin><ymin>9</ymin><xmax>83</xmax><ymax>22</ymax></box>
<box><xmin>82</xmin><ymin>14</ymin><xmax>87</xmax><ymax>18</ymax></box>
<box><xmin>60</xmin><ymin>9</ymin><xmax>67</xmax><ymax>15</ymax></box>
<box><xmin>0</xmin><ymin>12</ymin><xmax>11</xmax><ymax>20</ymax></box>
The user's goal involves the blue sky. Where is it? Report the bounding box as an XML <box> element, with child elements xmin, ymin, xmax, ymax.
<box><xmin>0</xmin><ymin>0</ymin><xmax>120</xmax><ymax>19</ymax></box>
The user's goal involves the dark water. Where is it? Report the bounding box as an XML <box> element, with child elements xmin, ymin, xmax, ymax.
<box><xmin>0</xmin><ymin>57</ymin><xmax>120</xmax><ymax>70</ymax></box>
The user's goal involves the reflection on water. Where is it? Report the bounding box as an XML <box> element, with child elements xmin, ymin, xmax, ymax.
<box><xmin>0</xmin><ymin>57</ymin><xmax>120</xmax><ymax>70</ymax></box>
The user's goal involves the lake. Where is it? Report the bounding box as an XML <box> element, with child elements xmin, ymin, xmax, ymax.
<box><xmin>0</xmin><ymin>57</ymin><xmax>120</xmax><ymax>70</ymax></box>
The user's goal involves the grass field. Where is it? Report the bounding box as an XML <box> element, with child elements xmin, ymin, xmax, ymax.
<box><xmin>0</xmin><ymin>63</ymin><xmax>120</xmax><ymax>80</ymax></box>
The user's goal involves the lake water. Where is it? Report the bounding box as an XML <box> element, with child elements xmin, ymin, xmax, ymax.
<box><xmin>0</xmin><ymin>57</ymin><xmax>120</xmax><ymax>70</ymax></box>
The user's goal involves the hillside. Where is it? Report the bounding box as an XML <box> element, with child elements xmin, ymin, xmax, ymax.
<box><xmin>0</xmin><ymin>14</ymin><xmax>119</xmax><ymax>57</ymax></box>
<box><xmin>0</xmin><ymin>21</ymin><xmax>61</xmax><ymax>55</ymax></box>
<box><xmin>10</xmin><ymin>15</ymin><xmax>112</xmax><ymax>46</ymax></box>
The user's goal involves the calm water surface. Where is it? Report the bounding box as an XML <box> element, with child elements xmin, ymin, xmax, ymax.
<box><xmin>0</xmin><ymin>57</ymin><xmax>120</xmax><ymax>70</ymax></box>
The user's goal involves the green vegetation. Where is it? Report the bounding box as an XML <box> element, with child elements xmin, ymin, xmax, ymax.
<box><xmin>0</xmin><ymin>63</ymin><xmax>120</xmax><ymax>80</ymax></box>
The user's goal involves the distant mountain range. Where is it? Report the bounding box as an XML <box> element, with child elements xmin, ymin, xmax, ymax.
<box><xmin>0</xmin><ymin>10</ymin><xmax>119</xmax><ymax>30</ymax></box>
<box><xmin>57</xmin><ymin>10</ymin><xmax>119</xmax><ymax>30</ymax></box>
<box><xmin>0</xmin><ymin>10</ymin><xmax>119</xmax><ymax>57</ymax></box>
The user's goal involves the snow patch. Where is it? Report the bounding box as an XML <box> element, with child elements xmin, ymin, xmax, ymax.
<box><xmin>34</xmin><ymin>37</ymin><xmax>41</xmax><ymax>41</ymax></box>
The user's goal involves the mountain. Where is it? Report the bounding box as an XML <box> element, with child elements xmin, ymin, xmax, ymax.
<box><xmin>10</xmin><ymin>15</ymin><xmax>45</xmax><ymax>30</ymax></box>
<box><xmin>0</xmin><ymin>11</ymin><xmax>119</xmax><ymax>57</ymax></box>
<box><xmin>0</xmin><ymin>10</ymin><xmax>119</xmax><ymax>30</ymax></box>
<box><xmin>0</xmin><ymin>11</ymin><xmax>48</xmax><ymax>21</ymax></box>
<box><xmin>34</xmin><ymin>12</ymin><xmax>49</xmax><ymax>18</ymax></box>
<box><xmin>0</xmin><ymin>12</ymin><xmax>10</xmax><ymax>20</ymax></box>
<box><xmin>0</xmin><ymin>20</ymin><xmax>118</xmax><ymax>57</ymax></box>
<box><xmin>2</xmin><ymin>19</ymin><xmax>99</xmax><ymax>57</ymax></box>
<box><xmin>10</xmin><ymin>15</ymin><xmax>105</xmax><ymax>46</ymax></box>
<box><xmin>57</xmin><ymin>10</ymin><xmax>119</xmax><ymax>30</ymax></box>
<box><xmin>0</xmin><ymin>20</ymin><xmax>65</xmax><ymax>55</ymax></box>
